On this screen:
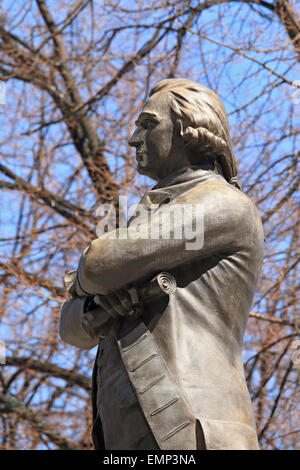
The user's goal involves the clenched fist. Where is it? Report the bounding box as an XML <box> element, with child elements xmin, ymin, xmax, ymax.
<box><xmin>93</xmin><ymin>286</ymin><xmax>143</xmax><ymax>319</ymax></box>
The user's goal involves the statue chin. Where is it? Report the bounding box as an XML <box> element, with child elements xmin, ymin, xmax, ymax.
<box><xmin>136</xmin><ymin>164</ymin><xmax>153</xmax><ymax>179</ymax></box>
<box><xmin>136</xmin><ymin>165</ymin><xmax>147</xmax><ymax>176</ymax></box>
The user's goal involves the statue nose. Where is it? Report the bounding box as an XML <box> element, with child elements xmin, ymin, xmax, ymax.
<box><xmin>128</xmin><ymin>129</ymin><xmax>143</xmax><ymax>147</ymax></box>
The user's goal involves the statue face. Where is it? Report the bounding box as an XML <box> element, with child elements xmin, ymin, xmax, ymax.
<box><xmin>128</xmin><ymin>91</ymin><xmax>188</xmax><ymax>181</ymax></box>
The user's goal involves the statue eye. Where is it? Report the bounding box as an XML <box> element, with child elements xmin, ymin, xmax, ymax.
<box><xmin>142</xmin><ymin>119</ymin><xmax>156</xmax><ymax>130</ymax></box>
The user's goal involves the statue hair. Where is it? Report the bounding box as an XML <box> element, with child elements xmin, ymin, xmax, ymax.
<box><xmin>149</xmin><ymin>78</ymin><xmax>242</xmax><ymax>191</ymax></box>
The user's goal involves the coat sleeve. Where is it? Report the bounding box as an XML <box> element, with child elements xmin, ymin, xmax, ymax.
<box><xmin>59</xmin><ymin>297</ymin><xmax>99</xmax><ymax>350</ymax></box>
<box><xmin>76</xmin><ymin>182</ymin><xmax>261</xmax><ymax>295</ymax></box>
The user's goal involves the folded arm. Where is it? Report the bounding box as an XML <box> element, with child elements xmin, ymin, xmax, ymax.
<box><xmin>59</xmin><ymin>284</ymin><xmax>141</xmax><ymax>348</ymax></box>
<box><xmin>76</xmin><ymin>183</ymin><xmax>253</xmax><ymax>295</ymax></box>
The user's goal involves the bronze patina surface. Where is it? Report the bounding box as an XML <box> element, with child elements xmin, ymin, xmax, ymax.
<box><xmin>59</xmin><ymin>78</ymin><xmax>264</xmax><ymax>450</ymax></box>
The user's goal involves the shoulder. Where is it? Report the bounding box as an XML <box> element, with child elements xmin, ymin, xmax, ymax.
<box><xmin>174</xmin><ymin>178</ymin><xmax>264</xmax><ymax>235</ymax></box>
<box><xmin>175</xmin><ymin>178</ymin><xmax>252</xmax><ymax>211</ymax></box>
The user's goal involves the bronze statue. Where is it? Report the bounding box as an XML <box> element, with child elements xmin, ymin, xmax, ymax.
<box><xmin>59</xmin><ymin>78</ymin><xmax>264</xmax><ymax>450</ymax></box>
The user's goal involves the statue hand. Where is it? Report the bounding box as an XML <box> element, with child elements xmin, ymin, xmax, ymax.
<box><xmin>93</xmin><ymin>286</ymin><xmax>142</xmax><ymax>319</ymax></box>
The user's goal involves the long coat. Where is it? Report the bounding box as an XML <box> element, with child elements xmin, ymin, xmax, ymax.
<box><xmin>59</xmin><ymin>166</ymin><xmax>264</xmax><ymax>450</ymax></box>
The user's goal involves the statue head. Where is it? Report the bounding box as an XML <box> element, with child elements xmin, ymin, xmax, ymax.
<box><xmin>128</xmin><ymin>78</ymin><xmax>240</xmax><ymax>189</ymax></box>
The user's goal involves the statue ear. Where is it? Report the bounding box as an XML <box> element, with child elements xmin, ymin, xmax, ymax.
<box><xmin>175</xmin><ymin>119</ymin><xmax>184</xmax><ymax>138</ymax></box>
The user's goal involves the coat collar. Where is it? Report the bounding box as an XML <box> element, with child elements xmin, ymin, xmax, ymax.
<box><xmin>141</xmin><ymin>165</ymin><xmax>226</xmax><ymax>211</ymax></box>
